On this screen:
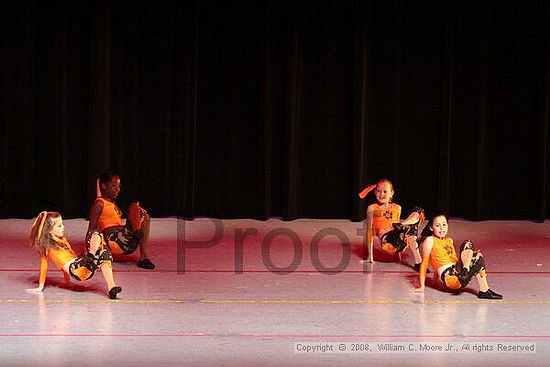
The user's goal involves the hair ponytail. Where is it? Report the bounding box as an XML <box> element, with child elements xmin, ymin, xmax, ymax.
<box><xmin>29</xmin><ymin>211</ymin><xmax>61</xmax><ymax>256</ymax></box>
<box><xmin>96</xmin><ymin>179</ymin><xmax>102</xmax><ymax>198</ymax></box>
<box><xmin>358</xmin><ymin>184</ymin><xmax>377</xmax><ymax>199</ymax></box>
<box><xmin>29</xmin><ymin>211</ymin><xmax>49</xmax><ymax>256</ymax></box>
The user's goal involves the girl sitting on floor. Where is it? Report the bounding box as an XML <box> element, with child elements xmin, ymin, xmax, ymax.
<box><xmin>412</xmin><ymin>213</ymin><xmax>502</xmax><ymax>299</ymax></box>
<box><xmin>26</xmin><ymin>211</ymin><xmax>122</xmax><ymax>299</ymax></box>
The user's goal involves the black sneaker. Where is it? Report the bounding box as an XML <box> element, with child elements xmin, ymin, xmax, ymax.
<box><xmin>137</xmin><ymin>258</ymin><xmax>155</xmax><ymax>270</ymax></box>
<box><xmin>109</xmin><ymin>286</ymin><xmax>122</xmax><ymax>299</ymax></box>
<box><xmin>488</xmin><ymin>289</ymin><xmax>503</xmax><ymax>299</ymax></box>
<box><xmin>478</xmin><ymin>289</ymin><xmax>503</xmax><ymax>300</ymax></box>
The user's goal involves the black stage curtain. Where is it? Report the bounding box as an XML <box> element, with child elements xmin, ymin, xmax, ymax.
<box><xmin>1</xmin><ymin>0</ymin><xmax>549</xmax><ymax>221</ymax></box>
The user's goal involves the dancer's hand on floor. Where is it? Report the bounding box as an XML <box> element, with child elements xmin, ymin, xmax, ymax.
<box><xmin>25</xmin><ymin>286</ymin><xmax>43</xmax><ymax>294</ymax></box>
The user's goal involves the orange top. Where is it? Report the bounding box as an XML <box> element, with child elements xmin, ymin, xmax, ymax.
<box><xmin>38</xmin><ymin>237</ymin><xmax>77</xmax><ymax>286</ymax></box>
<box><xmin>97</xmin><ymin>197</ymin><xmax>123</xmax><ymax>230</ymax></box>
<box><xmin>420</xmin><ymin>236</ymin><xmax>458</xmax><ymax>279</ymax></box>
<box><xmin>371</xmin><ymin>203</ymin><xmax>400</xmax><ymax>232</ymax></box>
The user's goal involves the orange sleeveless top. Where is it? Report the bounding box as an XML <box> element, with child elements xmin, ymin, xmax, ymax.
<box><xmin>419</xmin><ymin>236</ymin><xmax>459</xmax><ymax>279</ymax></box>
<box><xmin>38</xmin><ymin>237</ymin><xmax>77</xmax><ymax>285</ymax></box>
<box><xmin>428</xmin><ymin>237</ymin><xmax>458</xmax><ymax>270</ymax></box>
<box><xmin>371</xmin><ymin>203</ymin><xmax>400</xmax><ymax>232</ymax></box>
<box><xmin>97</xmin><ymin>197</ymin><xmax>123</xmax><ymax>230</ymax></box>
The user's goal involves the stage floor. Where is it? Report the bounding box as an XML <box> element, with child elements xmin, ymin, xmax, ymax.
<box><xmin>1</xmin><ymin>217</ymin><xmax>549</xmax><ymax>366</ymax></box>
